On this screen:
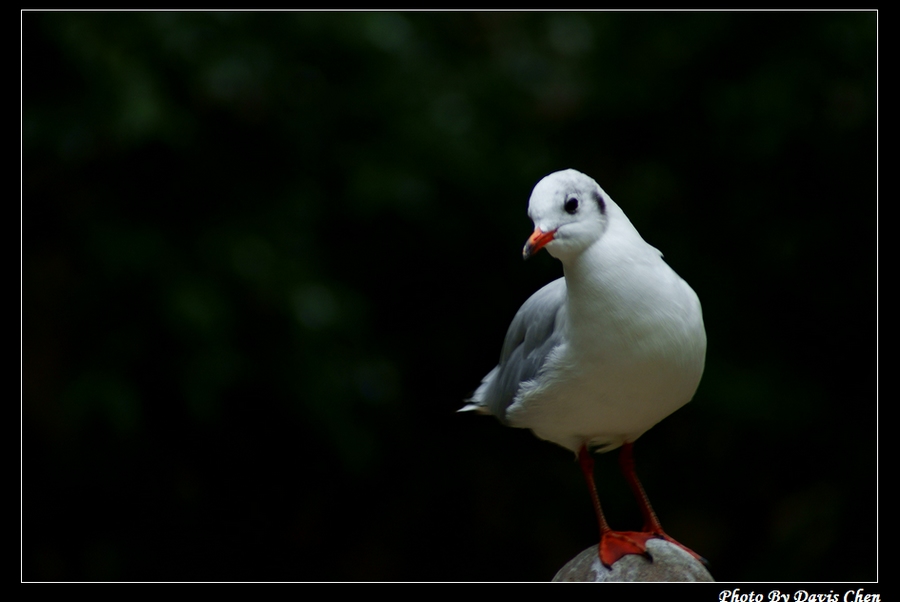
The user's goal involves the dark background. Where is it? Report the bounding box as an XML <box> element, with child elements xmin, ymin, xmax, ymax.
<box><xmin>23</xmin><ymin>11</ymin><xmax>876</xmax><ymax>582</ymax></box>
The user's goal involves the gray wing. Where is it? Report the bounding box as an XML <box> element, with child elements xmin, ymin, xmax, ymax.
<box><xmin>465</xmin><ymin>277</ymin><xmax>568</xmax><ymax>422</ymax></box>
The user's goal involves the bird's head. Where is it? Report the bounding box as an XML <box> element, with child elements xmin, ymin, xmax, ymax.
<box><xmin>522</xmin><ymin>169</ymin><xmax>611</xmax><ymax>261</ymax></box>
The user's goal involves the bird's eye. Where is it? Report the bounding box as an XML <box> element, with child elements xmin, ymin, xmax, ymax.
<box><xmin>564</xmin><ymin>197</ymin><xmax>579</xmax><ymax>214</ymax></box>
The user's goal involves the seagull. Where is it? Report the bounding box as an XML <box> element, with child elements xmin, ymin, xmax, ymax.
<box><xmin>462</xmin><ymin>169</ymin><xmax>707</xmax><ymax>569</ymax></box>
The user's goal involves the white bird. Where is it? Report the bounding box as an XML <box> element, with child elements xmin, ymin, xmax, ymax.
<box><xmin>462</xmin><ymin>168</ymin><xmax>707</xmax><ymax>568</ymax></box>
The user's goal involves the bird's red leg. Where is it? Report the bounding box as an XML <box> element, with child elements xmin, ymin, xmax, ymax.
<box><xmin>618</xmin><ymin>441</ymin><xmax>706</xmax><ymax>565</ymax></box>
<box><xmin>578</xmin><ymin>444</ymin><xmax>654</xmax><ymax>568</ymax></box>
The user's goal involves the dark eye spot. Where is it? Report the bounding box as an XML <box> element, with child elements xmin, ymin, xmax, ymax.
<box><xmin>564</xmin><ymin>197</ymin><xmax>579</xmax><ymax>214</ymax></box>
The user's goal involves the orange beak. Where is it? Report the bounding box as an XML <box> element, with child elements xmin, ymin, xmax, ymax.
<box><xmin>522</xmin><ymin>228</ymin><xmax>556</xmax><ymax>260</ymax></box>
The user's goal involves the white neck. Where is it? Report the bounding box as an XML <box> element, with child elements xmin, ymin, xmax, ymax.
<box><xmin>560</xmin><ymin>213</ymin><xmax>666</xmax><ymax>349</ymax></box>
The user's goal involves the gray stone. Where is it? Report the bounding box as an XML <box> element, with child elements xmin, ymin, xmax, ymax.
<box><xmin>552</xmin><ymin>539</ymin><xmax>714</xmax><ymax>582</ymax></box>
